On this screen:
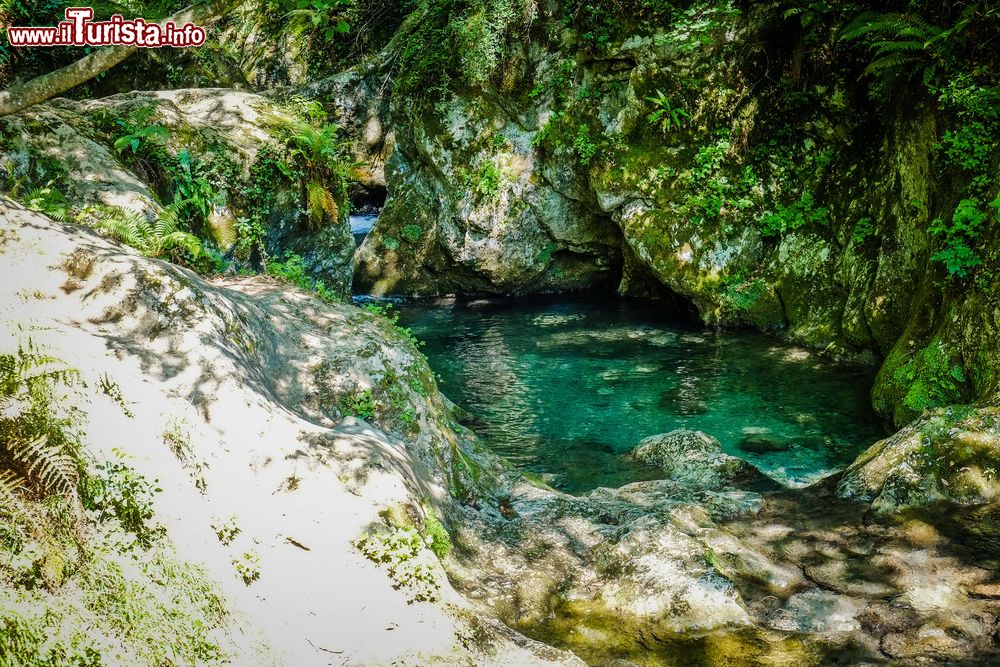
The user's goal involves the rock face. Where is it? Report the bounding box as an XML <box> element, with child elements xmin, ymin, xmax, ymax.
<box><xmin>347</xmin><ymin>1</ymin><xmax>1000</xmax><ymax>427</ymax></box>
<box><xmin>630</xmin><ymin>429</ymin><xmax>777</xmax><ymax>491</ymax></box>
<box><xmin>353</xmin><ymin>90</ymin><xmax>624</xmax><ymax>296</ymax></box>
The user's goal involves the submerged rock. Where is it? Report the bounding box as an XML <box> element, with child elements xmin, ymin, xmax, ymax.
<box><xmin>738</xmin><ymin>427</ymin><xmax>793</xmax><ymax>454</ymax></box>
<box><xmin>630</xmin><ymin>429</ymin><xmax>777</xmax><ymax>491</ymax></box>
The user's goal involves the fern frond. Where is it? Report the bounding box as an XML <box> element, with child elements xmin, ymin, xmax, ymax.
<box><xmin>159</xmin><ymin>231</ymin><xmax>202</xmax><ymax>259</ymax></box>
<box><xmin>0</xmin><ymin>469</ymin><xmax>32</xmax><ymax>522</ymax></box>
<box><xmin>153</xmin><ymin>203</ymin><xmax>182</xmax><ymax>239</ymax></box>
<box><xmin>2</xmin><ymin>341</ymin><xmax>81</xmax><ymax>393</ymax></box>
<box><xmin>841</xmin><ymin>13</ymin><xmax>935</xmax><ymax>41</ymax></box>
<box><xmin>870</xmin><ymin>40</ymin><xmax>925</xmax><ymax>54</ymax></box>
<box><xmin>305</xmin><ymin>180</ymin><xmax>339</xmax><ymax>226</ymax></box>
<box><xmin>95</xmin><ymin>206</ymin><xmax>153</xmax><ymax>253</ymax></box>
<box><xmin>9</xmin><ymin>435</ymin><xmax>79</xmax><ymax>497</ymax></box>
<box><xmin>863</xmin><ymin>53</ymin><xmax>924</xmax><ymax>77</ymax></box>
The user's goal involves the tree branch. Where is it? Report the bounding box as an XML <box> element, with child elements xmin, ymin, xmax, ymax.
<box><xmin>0</xmin><ymin>0</ymin><xmax>240</xmax><ymax>117</ymax></box>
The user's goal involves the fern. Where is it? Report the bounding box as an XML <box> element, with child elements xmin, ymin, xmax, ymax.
<box><xmin>0</xmin><ymin>340</ymin><xmax>81</xmax><ymax>396</ymax></box>
<box><xmin>841</xmin><ymin>6</ymin><xmax>979</xmax><ymax>80</ymax></box>
<box><xmin>0</xmin><ymin>469</ymin><xmax>31</xmax><ymax>523</ymax></box>
<box><xmin>8</xmin><ymin>435</ymin><xmax>78</xmax><ymax>498</ymax></box>
<box><xmin>96</xmin><ymin>205</ymin><xmax>153</xmax><ymax>252</ymax></box>
<box><xmin>305</xmin><ymin>180</ymin><xmax>339</xmax><ymax>226</ymax></box>
<box><xmin>22</xmin><ymin>184</ymin><xmax>71</xmax><ymax>222</ymax></box>
<box><xmin>93</xmin><ymin>203</ymin><xmax>202</xmax><ymax>261</ymax></box>
<box><xmin>0</xmin><ymin>341</ymin><xmax>84</xmax><ymax>517</ymax></box>
<box><xmin>269</xmin><ymin>108</ymin><xmax>355</xmax><ymax>227</ymax></box>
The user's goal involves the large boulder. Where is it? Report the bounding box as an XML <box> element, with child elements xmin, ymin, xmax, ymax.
<box><xmin>0</xmin><ymin>198</ymin><xmax>576</xmax><ymax>666</ymax></box>
<box><xmin>630</xmin><ymin>429</ymin><xmax>777</xmax><ymax>491</ymax></box>
<box><xmin>836</xmin><ymin>407</ymin><xmax>1000</xmax><ymax>512</ymax></box>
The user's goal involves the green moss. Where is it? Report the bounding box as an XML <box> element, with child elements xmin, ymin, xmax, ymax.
<box><xmin>422</xmin><ymin>511</ymin><xmax>452</xmax><ymax>559</ymax></box>
<box><xmin>893</xmin><ymin>340</ymin><xmax>966</xmax><ymax>415</ymax></box>
<box><xmin>401</xmin><ymin>224</ymin><xmax>423</xmax><ymax>244</ymax></box>
<box><xmin>514</xmin><ymin>597</ymin><xmax>823</xmax><ymax>667</ymax></box>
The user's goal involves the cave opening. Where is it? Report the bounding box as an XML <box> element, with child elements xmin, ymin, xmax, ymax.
<box><xmin>349</xmin><ymin>182</ymin><xmax>386</xmax><ymax>245</ymax></box>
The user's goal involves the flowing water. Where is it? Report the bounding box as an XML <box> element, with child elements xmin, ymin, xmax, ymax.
<box><xmin>350</xmin><ymin>213</ymin><xmax>378</xmax><ymax>246</ymax></box>
<box><xmin>394</xmin><ymin>294</ymin><xmax>888</xmax><ymax>493</ymax></box>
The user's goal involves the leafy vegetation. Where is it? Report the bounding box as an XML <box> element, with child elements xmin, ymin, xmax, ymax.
<box><xmin>893</xmin><ymin>340</ymin><xmax>966</xmax><ymax>414</ymax></box>
<box><xmin>760</xmin><ymin>191</ymin><xmax>829</xmax><ymax>238</ymax></box>
<box><xmin>89</xmin><ymin>203</ymin><xmax>204</xmax><ymax>264</ymax></box>
<box><xmin>0</xmin><ymin>338</ymin><xmax>232</xmax><ymax>665</ymax></box>
<box><xmin>928</xmin><ymin>198</ymin><xmax>988</xmax><ymax>278</ymax></box>
<box><xmin>342</xmin><ymin>388</ymin><xmax>377</xmax><ymax>420</ymax></box>
<box><xmin>273</xmin><ymin>102</ymin><xmax>355</xmax><ymax>227</ymax></box>
<box><xmin>645</xmin><ymin>90</ymin><xmax>690</xmax><ymax>134</ymax></box>
<box><xmin>357</xmin><ymin>525</ymin><xmax>440</xmax><ymax>603</ymax></box>
<box><xmin>266</xmin><ymin>253</ymin><xmax>340</xmax><ymax>302</ymax></box>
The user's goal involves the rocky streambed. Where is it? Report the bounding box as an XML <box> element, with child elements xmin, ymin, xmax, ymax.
<box><xmin>362</xmin><ymin>292</ymin><xmax>1000</xmax><ymax>665</ymax></box>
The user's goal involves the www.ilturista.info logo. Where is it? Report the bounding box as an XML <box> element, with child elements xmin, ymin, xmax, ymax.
<box><xmin>6</xmin><ymin>7</ymin><xmax>206</xmax><ymax>47</ymax></box>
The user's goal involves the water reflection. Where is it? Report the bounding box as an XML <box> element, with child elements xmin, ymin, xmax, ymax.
<box><xmin>395</xmin><ymin>294</ymin><xmax>888</xmax><ymax>493</ymax></box>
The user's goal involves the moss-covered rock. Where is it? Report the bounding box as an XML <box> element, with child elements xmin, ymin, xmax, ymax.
<box><xmin>837</xmin><ymin>407</ymin><xmax>1000</xmax><ymax>512</ymax></box>
<box><xmin>1</xmin><ymin>89</ymin><xmax>356</xmax><ymax>297</ymax></box>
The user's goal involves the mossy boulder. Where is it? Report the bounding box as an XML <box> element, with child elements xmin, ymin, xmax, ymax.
<box><xmin>837</xmin><ymin>407</ymin><xmax>1000</xmax><ymax>512</ymax></box>
<box><xmin>630</xmin><ymin>429</ymin><xmax>778</xmax><ymax>491</ymax></box>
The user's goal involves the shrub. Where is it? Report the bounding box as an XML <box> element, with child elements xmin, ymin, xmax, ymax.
<box><xmin>928</xmin><ymin>198</ymin><xmax>986</xmax><ymax>278</ymax></box>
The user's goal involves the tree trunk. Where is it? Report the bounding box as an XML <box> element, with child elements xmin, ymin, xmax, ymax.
<box><xmin>0</xmin><ymin>0</ymin><xmax>240</xmax><ymax>117</ymax></box>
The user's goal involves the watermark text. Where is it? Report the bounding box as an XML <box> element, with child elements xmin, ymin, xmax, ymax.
<box><xmin>7</xmin><ymin>7</ymin><xmax>206</xmax><ymax>48</ymax></box>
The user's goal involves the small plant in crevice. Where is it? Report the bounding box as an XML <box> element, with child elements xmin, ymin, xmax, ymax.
<box><xmin>211</xmin><ymin>516</ymin><xmax>241</xmax><ymax>546</ymax></box>
<box><xmin>573</xmin><ymin>123</ymin><xmax>598</xmax><ymax>166</ymax></box>
<box><xmin>232</xmin><ymin>551</ymin><xmax>261</xmax><ymax>585</ymax></box>
<box><xmin>401</xmin><ymin>224</ymin><xmax>423</xmax><ymax>244</ymax></box>
<box><xmin>357</xmin><ymin>526</ymin><xmax>440</xmax><ymax>603</ymax></box>
<box><xmin>645</xmin><ymin>89</ymin><xmax>690</xmax><ymax>134</ymax></box>
<box><xmin>342</xmin><ymin>388</ymin><xmax>377</xmax><ymax>420</ymax></box>
<box><xmin>466</xmin><ymin>160</ymin><xmax>503</xmax><ymax>201</ymax></box>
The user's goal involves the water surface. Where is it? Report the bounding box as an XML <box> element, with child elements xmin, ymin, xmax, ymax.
<box><xmin>394</xmin><ymin>294</ymin><xmax>887</xmax><ymax>493</ymax></box>
<box><xmin>350</xmin><ymin>213</ymin><xmax>378</xmax><ymax>246</ymax></box>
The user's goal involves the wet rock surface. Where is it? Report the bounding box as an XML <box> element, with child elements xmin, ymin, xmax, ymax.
<box><xmin>630</xmin><ymin>429</ymin><xmax>780</xmax><ymax>492</ymax></box>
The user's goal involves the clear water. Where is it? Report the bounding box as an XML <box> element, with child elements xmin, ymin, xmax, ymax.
<box><xmin>350</xmin><ymin>213</ymin><xmax>378</xmax><ymax>246</ymax></box>
<box><xmin>394</xmin><ymin>294</ymin><xmax>888</xmax><ymax>494</ymax></box>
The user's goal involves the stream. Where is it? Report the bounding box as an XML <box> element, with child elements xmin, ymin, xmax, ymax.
<box><xmin>394</xmin><ymin>294</ymin><xmax>888</xmax><ymax>493</ymax></box>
